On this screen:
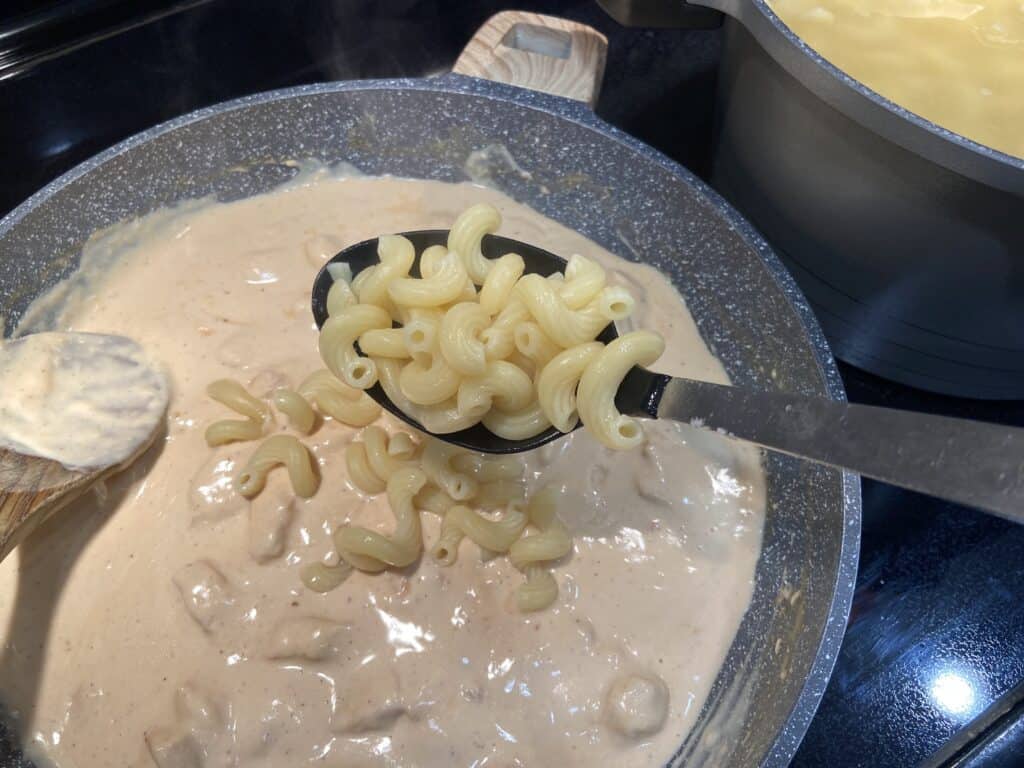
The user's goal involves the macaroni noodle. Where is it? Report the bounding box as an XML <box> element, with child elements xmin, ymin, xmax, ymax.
<box><xmin>448</xmin><ymin>203</ymin><xmax>501</xmax><ymax>284</ymax></box>
<box><xmin>297</xmin><ymin>370</ymin><xmax>381</xmax><ymax>427</ymax></box>
<box><xmin>510</xmin><ymin>486</ymin><xmax>573</xmax><ymax>612</ymax></box>
<box><xmin>334</xmin><ymin>467</ymin><xmax>427</xmax><ymax>571</ymax></box>
<box><xmin>577</xmin><ymin>331</ymin><xmax>665</xmax><ymax>451</ymax></box>
<box><xmin>236</xmin><ymin>434</ymin><xmax>319</xmax><ymax>499</ymax></box>
<box><xmin>433</xmin><ymin>502</ymin><xmax>529</xmax><ymax>566</ymax></box>
<box><xmin>318</xmin><ymin>304</ymin><xmax>390</xmax><ymax>389</ymax></box>
<box><xmin>204</xmin><ymin>379</ymin><xmax>269</xmax><ymax>446</ymax></box>
<box><xmin>272</xmin><ymin>388</ymin><xmax>316</xmax><ymax>434</ymax></box>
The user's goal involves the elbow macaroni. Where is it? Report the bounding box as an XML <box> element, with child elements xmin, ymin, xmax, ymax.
<box><xmin>439</xmin><ymin>302</ymin><xmax>490</xmax><ymax>376</ymax></box>
<box><xmin>448</xmin><ymin>202</ymin><xmax>501</xmax><ymax>284</ymax></box>
<box><xmin>199</xmin><ymin>203</ymin><xmax>667</xmax><ymax>612</ymax></box>
<box><xmin>510</xmin><ymin>486</ymin><xmax>573</xmax><ymax>612</ymax></box>
<box><xmin>272</xmin><ymin>388</ymin><xmax>316</xmax><ymax>434</ymax></box>
<box><xmin>536</xmin><ymin>342</ymin><xmax>604</xmax><ymax>433</ymax></box>
<box><xmin>204</xmin><ymin>379</ymin><xmax>270</xmax><ymax>446</ymax></box>
<box><xmin>432</xmin><ymin>502</ymin><xmax>528</xmax><ymax>565</ymax></box>
<box><xmin>335</xmin><ymin>467</ymin><xmax>427</xmax><ymax>571</ymax></box>
<box><xmin>314</xmin><ymin>203</ymin><xmax>663</xmax><ymax>449</ymax></box>
<box><xmin>297</xmin><ymin>369</ymin><xmax>381</xmax><ymax>427</ymax></box>
<box><xmin>201</xmin><ymin>369</ymin><xmax>572</xmax><ymax>611</ymax></box>
<box><xmin>576</xmin><ymin>331</ymin><xmax>665</xmax><ymax>451</ymax></box>
<box><xmin>236</xmin><ymin>434</ymin><xmax>320</xmax><ymax>499</ymax></box>
<box><xmin>318</xmin><ymin>304</ymin><xmax>391</xmax><ymax>389</ymax></box>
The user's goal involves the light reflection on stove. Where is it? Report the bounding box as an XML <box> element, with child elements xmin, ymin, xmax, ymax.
<box><xmin>928</xmin><ymin>669</ymin><xmax>983</xmax><ymax>717</ymax></box>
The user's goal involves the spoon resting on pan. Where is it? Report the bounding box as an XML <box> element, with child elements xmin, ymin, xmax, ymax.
<box><xmin>311</xmin><ymin>230</ymin><xmax>1024</xmax><ymax>524</ymax></box>
<box><xmin>0</xmin><ymin>332</ymin><xmax>168</xmax><ymax>562</ymax></box>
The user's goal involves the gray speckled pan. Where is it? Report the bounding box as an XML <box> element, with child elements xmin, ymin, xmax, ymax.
<box><xmin>0</xmin><ymin>73</ymin><xmax>860</xmax><ymax>767</ymax></box>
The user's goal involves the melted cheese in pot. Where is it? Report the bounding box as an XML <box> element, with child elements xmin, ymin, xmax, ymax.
<box><xmin>0</xmin><ymin>176</ymin><xmax>765</xmax><ymax>767</ymax></box>
<box><xmin>768</xmin><ymin>0</ymin><xmax>1024</xmax><ymax>158</ymax></box>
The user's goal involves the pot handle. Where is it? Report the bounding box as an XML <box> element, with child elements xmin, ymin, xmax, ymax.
<box><xmin>452</xmin><ymin>12</ymin><xmax>608</xmax><ymax>108</ymax></box>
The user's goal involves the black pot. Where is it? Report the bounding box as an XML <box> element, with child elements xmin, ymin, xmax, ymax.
<box><xmin>602</xmin><ymin>0</ymin><xmax>1024</xmax><ymax>399</ymax></box>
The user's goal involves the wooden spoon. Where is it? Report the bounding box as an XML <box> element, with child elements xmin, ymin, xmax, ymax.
<box><xmin>0</xmin><ymin>332</ymin><xmax>168</xmax><ymax>561</ymax></box>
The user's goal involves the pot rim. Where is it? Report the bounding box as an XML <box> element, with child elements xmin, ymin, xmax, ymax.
<box><xmin>718</xmin><ymin>0</ymin><xmax>1024</xmax><ymax>196</ymax></box>
<box><xmin>0</xmin><ymin>74</ymin><xmax>862</xmax><ymax>768</ymax></box>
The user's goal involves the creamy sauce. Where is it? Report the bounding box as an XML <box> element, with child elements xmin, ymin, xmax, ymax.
<box><xmin>0</xmin><ymin>333</ymin><xmax>168</xmax><ymax>471</ymax></box>
<box><xmin>768</xmin><ymin>0</ymin><xmax>1024</xmax><ymax>158</ymax></box>
<box><xmin>0</xmin><ymin>176</ymin><xmax>765</xmax><ymax>767</ymax></box>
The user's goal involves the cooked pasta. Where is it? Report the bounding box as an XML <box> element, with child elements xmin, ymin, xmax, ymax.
<box><xmin>475</xmin><ymin>479</ymin><xmax>527</xmax><ymax>509</ymax></box>
<box><xmin>299</xmin><ymin>561</ymin><xmax>353</xmax><ymax>593</ymax></box>
<box><xmin>577</xmin><ymin>331</ymin><xmax>666</xmax><ymax>451</ymax></box>
<box><xmin>357</xmin><ymin>328</ymin><xmax>409</xmax><ymax>359</ymax></box>
<box><xmin>325</xmin><ymin>277</ymin><xmax>358</xmax><ymax>316</ymax></box>
<box><xmin>297</xmin><ymin>370</ymin><xmax>381</xmax><ymax>427</ymax></box>
<box><xmin>194</xmin><ymin>206</ymin><xmax>670</xmax><ymax>620</ymax></box>
<box><xmin>506</xmin><ymin>350</ymin><xmax>537</xmax><ymax>379</ymax></box>
<box><xmin>536</xmin><ymin>342</ymin><xmax>604</xmax><ymax>433</ymax></box>
<box><xmin>345</xmin><ymin>426</ymin><xmax>420</xmax><ymax>495</ymax></box>
<box><xmin>457</xmin><ymin>361</ymin><xmax>534</xmax><ymax>417</ymax></box>
<box><xmin>418</xmin><ymin>243</ymin><xmax>448</xmax><ymax>276</ymax></box>
<box><xmin>448</xmin><ymin>202</ymin><xmax>501</xmax><ymax>284</ymax></box>
<box><xmin>314</xmin><ymin>204</ymin><xmax>664</xmax><ymax>450</ymax></box>
<box><xmin>421</xmin><ymin>439</ymin><xmax>477</xmax><ymax>501</ymax></box>
<box><xmin>388</xmin><ymin>250</ymin><xmax>469</xmax><ymax>307</ymax></box>
<box><xmin>596</xmin><ymin>286</ymin><xmax>635</xmax><ymax>322</ymax></box>
<box><xmin>414</xmin><ymin>483</ymin><xmax>458</xmax><ymax>516</ymax></box>
<box><xmin>402</xmin><ymin>307</ymin><xmax>443</xmax><ymax>364</ymax></box>
<box><xmin>559</xmin><ymin>254</ymin><xmax>606</xmax><ymax>309</ymax></box>
<box><xmin>482</xmin><ymin>296</ymin><xmax>530</xmax><ymax>357</ymax></box>
<box><xmin>318</xmin><ymin>304</ymin><xmax>390</xmax><ymax>389</ymax></box>
<box><xmin>478</xmin><ymin>252</ymin><xmax>525</xmax><ymax>315</ymax></box>
<box><xmin>439</xmin><ymin>302</ymin><xmax>489</xmax><ymax>376</ymax></box>
<box><xmin>375</xmin><ymin>359</ymin><xmax>484</xmax><ymax>435</ymax></box>
<box><xmin>202</xmin><ymin>375</ymin><xmax>567</xmax><ymax>613</ymax></box>
<box><xmin>510</xmin><ymin>486</ymin><xmax>573</xmax><ymax>612</ymax></box>
<box><xmin>387</xmin><ymin>431</ymin><xmax>418</xmax><ymax>460</ymax></box>
<box><xmin>433</xmin><ymin>502</ymin><xmax>528</xmax><ymax>565</ymax></box>
<box><xmin>353</xmin><ymin>234</ymin><xmax>414</xmax><ymax>311</ymax></box>
<box><xmin>513</xmin><ymin>322</ymin><xmax>561</xmax><ymax>369</ymax></box>
<box><xmin>515</xmin><ymin>274</ymin><xmax>610</xmax><ymax>348</ymax></box>
<box><xmin>518</xmin><ymin>565</ymin><xmax>559</xmax><ymax>612</ymax></box>
<box><xmin>345</xmin><ymin>441</ymin><xmax>386</xmax><ymax>495</ymax></box>
<box><xmin>204</xmin><ymin>379</ymin><xmax>269</xmax><ymax>446</ymax></box>
<box><xmin>236</xmin><ymin>434</ymin><xmax>319</xmax><ymax>499</ymax></box>
<box><xmin>482</xmin><ymin>402</ymin><xmax>552</xmax><ymax>441</ymax></box>
<box><xmin>420</xmin><ymin>244</ymin><xmax>477</xmax><ymax>303</ymax></box>
<box><xmin>272</xmin><ymin>388</ymin><xmax>316</xmax><ymax>434</ymax></box>
<box><xmin>450</xmin><ymin>452</ymin><xmax>523</xmax><ymax>483</ymax></box>
<box><xmin>399</xmin><ymin>351</ymin><xmax>462</xmax><ymax>406</ymax></box>
<box><xmin>334</xmin><ymin>467</ymin><xmax>427</xmax><ymax>571</ymax></box>
<box><xmin>363</xmin><ymin>426</ymin><xmax>415</xmax><ymax>482</ymax></box>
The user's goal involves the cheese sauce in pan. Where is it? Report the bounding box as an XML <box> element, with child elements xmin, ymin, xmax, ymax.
<box><xmin>0</xmin><ymin>176</ymin><xmax>765</xmax><ymax>767</ymax></box>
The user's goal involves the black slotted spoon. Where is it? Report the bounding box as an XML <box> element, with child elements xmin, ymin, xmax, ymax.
<box><xmin>313</xmin><ymin>231</ymin><xmax>1024</xmax><ymax>523</ymax></box>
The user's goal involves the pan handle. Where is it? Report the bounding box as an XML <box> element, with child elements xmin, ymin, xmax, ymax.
<box><xmin>452</xmin><ymin>12</ymin><xmax>608</xmax><ymax>108</ymax></box>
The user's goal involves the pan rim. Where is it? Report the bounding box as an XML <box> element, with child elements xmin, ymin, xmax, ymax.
<box><xmin>0</xmin><ymin>73</ymin><xmax>861</xmax><ymax>768</ymax></box>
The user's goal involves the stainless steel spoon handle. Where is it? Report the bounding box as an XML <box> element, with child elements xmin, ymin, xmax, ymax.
<box><xmin>652</xmin><ymin>375</ymin><xmax>1024</xmax><ymax>523</ymax></box>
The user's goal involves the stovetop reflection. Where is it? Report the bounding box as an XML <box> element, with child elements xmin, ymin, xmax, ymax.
<box><xmin>796</xmin><ymin>364</ymin><xmax>1024</xmax><ymax>768</ymax></box>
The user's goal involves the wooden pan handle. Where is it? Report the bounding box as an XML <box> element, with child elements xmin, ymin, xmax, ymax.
<box><xmin>453</xmin><ymin>12</ymin><xmax>608</xmax><ymax>107</ymax></box>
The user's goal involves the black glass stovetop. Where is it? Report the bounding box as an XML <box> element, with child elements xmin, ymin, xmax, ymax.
<box><xmin>2</xmin><ymin>2</ymin><xmax>1023</xmax><ymax>766</ymax></box>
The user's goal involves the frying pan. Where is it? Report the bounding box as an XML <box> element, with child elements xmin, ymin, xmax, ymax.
<box><xmin>0</xmin><ymin>12</ymin><xmax>860</xmax><ymax>767</ymax></box>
